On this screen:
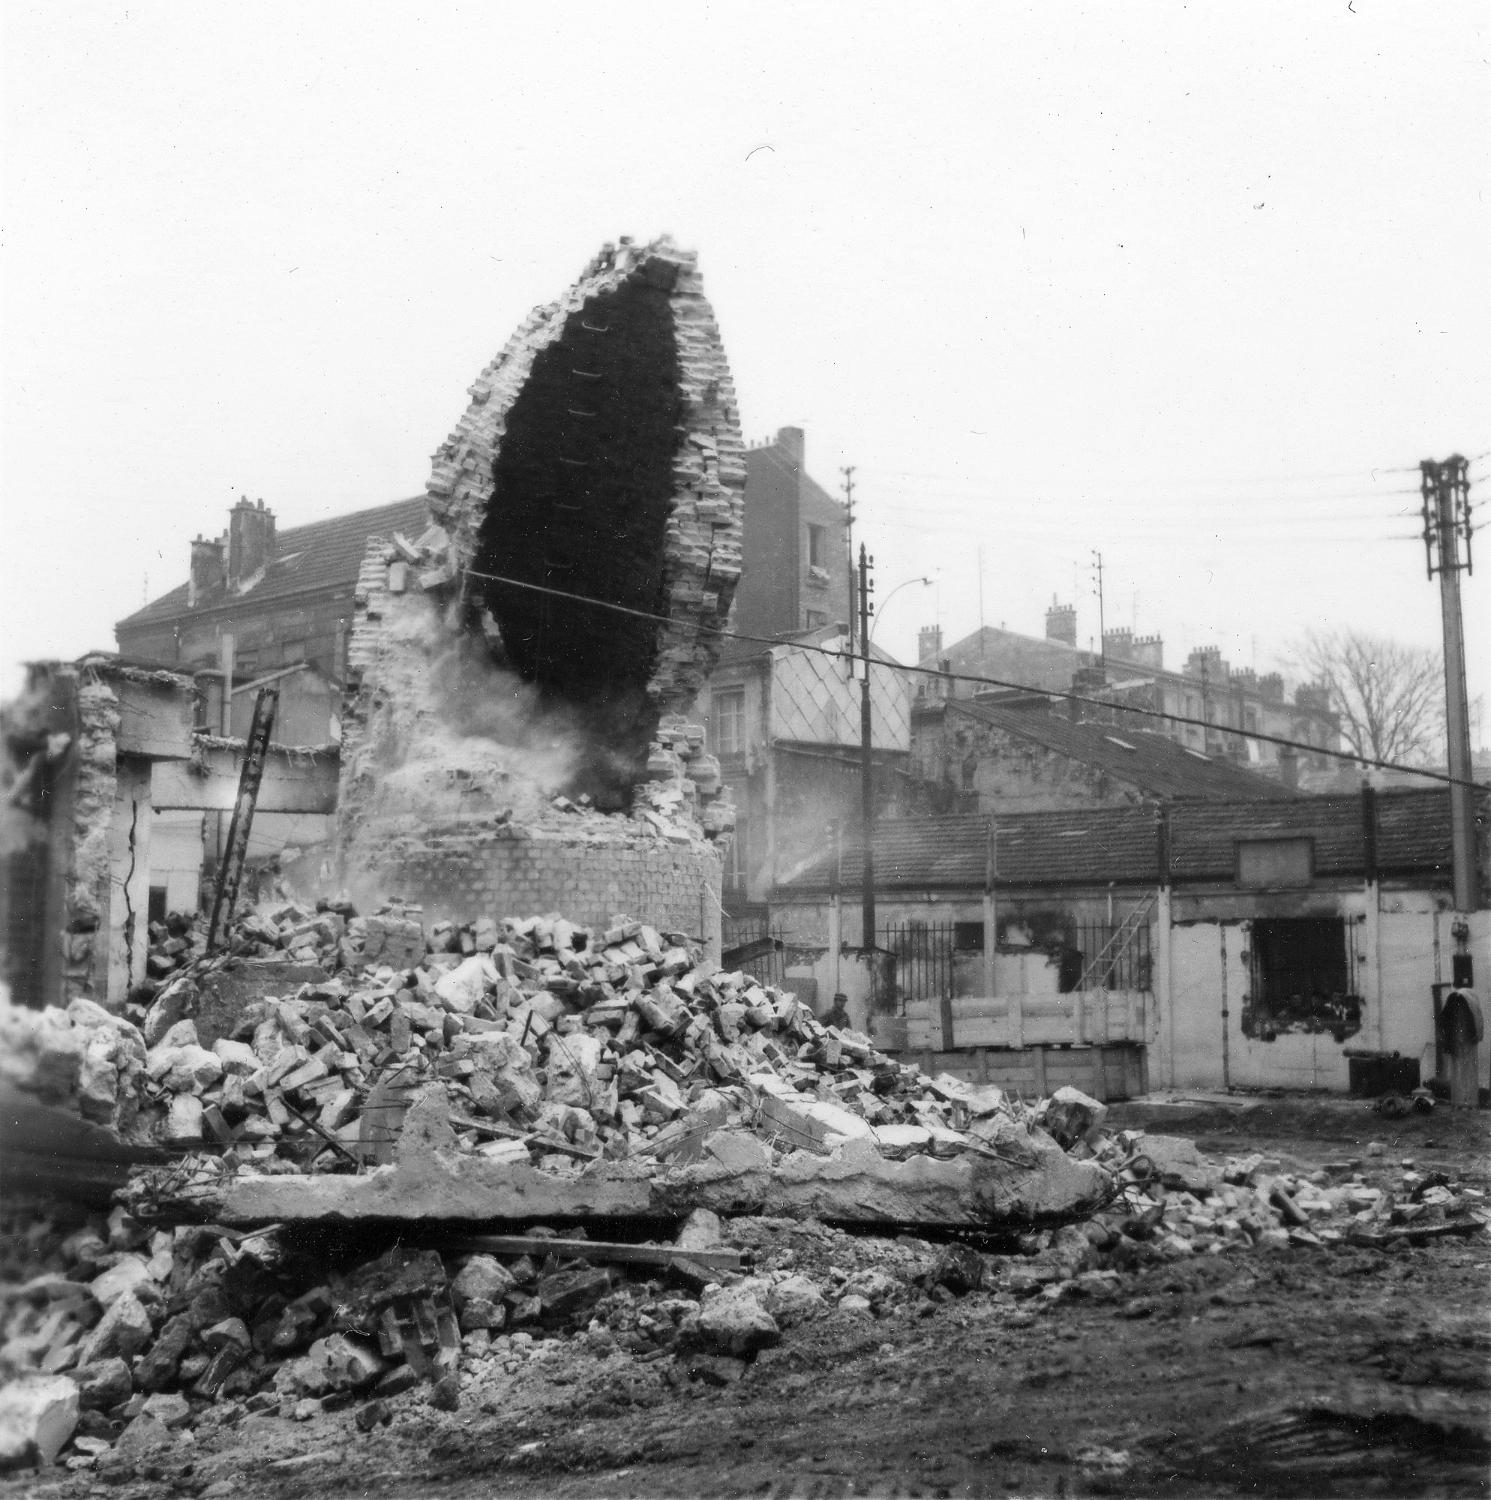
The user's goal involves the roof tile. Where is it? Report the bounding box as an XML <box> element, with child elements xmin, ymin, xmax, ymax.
<box><xmin>116</xmin><ymin>496</ymin><xmax>429</xmax><ymax>632</ymax></box>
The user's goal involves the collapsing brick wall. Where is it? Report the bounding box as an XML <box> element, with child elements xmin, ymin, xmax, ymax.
<box><xmin>338</xmin><ymin>239</ymin><xmax>744</xmax><ymax>939</ymax></box>
<box><xmin>1</xmin><ymin>660</ymin><xmax>193</xmax><ymax>1009</ymax></box>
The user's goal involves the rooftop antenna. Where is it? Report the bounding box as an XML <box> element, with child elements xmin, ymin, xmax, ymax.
<box><xmin>1091</xmin><ymin>550</ymin><xmax>1106</xmax><ymax>666</ymax></box>
<box><xmin>977</xmin><ymin>545</ymin><xmax>986</xmax><ymax>670</ymax></box>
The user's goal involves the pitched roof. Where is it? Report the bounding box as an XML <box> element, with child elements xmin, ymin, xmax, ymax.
<box><xmin>776</xmin><ymin>787</ymin><xmax>1482</xmax><ymax>893</ymax></box>
<box><xmin>115</xmin><ymin>496</ymin><xmax>430</xmax><ymax>632</ymax></box>
<box><xmin>943</xmin><ymin>699</ymin><xmax>1288</xmax><ymax>801</ymax></box>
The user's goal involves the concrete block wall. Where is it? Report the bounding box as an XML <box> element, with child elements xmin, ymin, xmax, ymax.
<box><xmin>356</xmin><ymin>824</ymin><xmax>722</xmax><ymax>954</ymax></box>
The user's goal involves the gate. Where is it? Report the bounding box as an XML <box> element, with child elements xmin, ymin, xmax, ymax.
<box><xmin>876</xmin><ymin>921</ymin><xmax>956</xmax><ymax>1015</ymax></box>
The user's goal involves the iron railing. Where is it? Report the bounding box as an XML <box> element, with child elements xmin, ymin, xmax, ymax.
<box><xmin>876</xmin><ymin>922</ymin><xmax>959</xmax><ymax>1013</ymax></box>
<box><xmin>720</xmin><ymin>913</ymin><xmax>786</xmax><ymax>990</ymax></box>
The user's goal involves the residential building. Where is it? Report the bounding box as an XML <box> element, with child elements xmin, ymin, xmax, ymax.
<box><xmin>115</xmin><ymin>494</ymin><xmax>429</xmax><ymax>742</ymax></box>
<box><xmin>915</xmin><ymin>606</ymin><xmax>1342</xmax><ymax>783</ymax></box>
<box><xmin>697</xmin><ymin>624</ymin><xmax>914</xmax><ymax>911</ymax></box>
<box><xmin>735</xmin><ymin>427</ymin><xmax>852</xmax><ymax>640</ymax></box>
<box><xmin>767</xmin><ymin>788</ymin><xmax>1490</xmax><ymax>1099</ymax></box>
<box><xmin>110</xmin><ymin>429</ymin><xmax>861</xmax><ymax>919</ymax></box>
<box><xmin>113</xmin><ymin>495</ymin><xmax>427</xmax><ymax>892</ymax></box>
<box><xmin>911</xmin><ymin>695</ymin><xmax>1293</xmax><ymax>813</ymax></box>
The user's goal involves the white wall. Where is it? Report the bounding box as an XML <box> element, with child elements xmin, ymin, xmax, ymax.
<box><xmin>1156</xmin><ymin>894</ymin><xmax>1490</xmax><ymax>1095</ymax></box>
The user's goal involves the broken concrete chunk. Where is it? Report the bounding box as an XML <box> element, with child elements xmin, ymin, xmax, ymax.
<box><xmin>166</xmin><ymin>1094</ymin><xmax>205</xmax><ymax>1145</ymax></box>
<box><xmin>70</xmin><ymin>1359</ymin><xmax>131</xmax><ymax>1411</ymax></box>
<box><xmin>698</xmin><ymin>1285</ymin><xmax>779</xmax><ymax>1356</ymax></box>
<box><xmin>132</xmin><ymin>1313</ymin><xmax>192</xmax><ymax>1391</ymax></box>
<box><xmin>450</xmin><ymin>1255</ymin><xmax>515</xmax><ymax>1309</ymax></box>
<box><xmin>536</xmin><ymin>1267</ymin><xmax>613</xmax><ymax>1320</ymax></box>
<box><xmin>201</xmin><ymin>1317</ymin><xmax>251</xmax><ymax>1352</ymax></box>
<box><xmin>1138</xmin><ymin>1134</ymin><xmax>1222</xmax><ymax>1194</ymax></box>
<box><xmin>89</xmin><ymin>1253</ymin><xmax>151</xmax><ymax>1308</ymax></box>
<box><xmin>76</xmin><ymin>1291</ymin><xmax>152</xmax><ymax>1366</ymax></box>
<box><xmin>140</xmin><ymin>1392</ymin><xmax>191</xmax><ymax>1430</ymax></box>
<box><xmin>147</xmin><ymin>1043</ymin><xmax>223</xmax><ymax>1092</ymax></box>
<box><xmin>1041</xmin><ymin>1086</ymin><xmax>1109</xmax><ymax>1150</ymax></box>
<box><xmin>0</xmin><ymin>1374</ymin><xmax>79</xmax><ymax>1471</ymax></box>
<box><xmin>433</xmin><ymin>954</ymin><xmax>498</xmax><ymax>1013</ymax></box>
<box><xmin>674</xmin><ymin>1207</ymin><xmax>724</xmax><ymax>1252</ymax></box>
<box><xmin>762</xmin><ymin>1274</ymin><xmax>825</xmax><ymax>1327</ymax></box>
<box><xmin>111</xmin><ymin>1411</ymin><xmax>174</xmax><ymax>1458</ymax></box>
<box><xmin>928</xmin><ymin>1242</ymin><xmax>985</xmax><ymax>1295</ymax></box>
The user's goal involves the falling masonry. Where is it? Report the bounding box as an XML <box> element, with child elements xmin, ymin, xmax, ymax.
<box><xmin>0</xmin><ymin>238</ymin><xmax>1237</xmax><ymax>1471</ymax></box>
<box><xmin>336</xmin><ymin>236</ymin><xmax>745</xmax><ymax>940</ymax></box>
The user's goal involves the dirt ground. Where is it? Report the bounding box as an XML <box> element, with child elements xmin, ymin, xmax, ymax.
<box><xmin>14</xmin><ymin>1094</ymin><xmax>1491</xmax><ymax>1500</ymax></box>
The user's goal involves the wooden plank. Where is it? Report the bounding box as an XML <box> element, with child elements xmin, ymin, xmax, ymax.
<box><xmin>938</xmin><ymin>994</ymin><xmax>956</xmax><ymax>1051</ymax></box>
<box><xmin>446</xmin><ymin>1234</ymin><xmax>745</xmax><ymax>1271</ymax></box>
<box><xmin>151</xmin><ymin>746</ymin><xmax>338</xmax><ymax>814</ymax></box>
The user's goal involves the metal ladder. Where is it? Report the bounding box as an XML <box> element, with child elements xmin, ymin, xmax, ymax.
<box><xmin>206</xmin><ymin>687</ymin><xmax>278</xmax><ymax>952</ymax></box>
<box><xmin>1075</xmin><ymin>889</ymin><xmax>1158</xmax><ymax>993</ymax></box>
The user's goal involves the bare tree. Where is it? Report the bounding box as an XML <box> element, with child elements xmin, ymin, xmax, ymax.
<box><xmin>1297</xmin><ymin>629</ymin><xmax>1443</xmax><ymax>765</ymax></box>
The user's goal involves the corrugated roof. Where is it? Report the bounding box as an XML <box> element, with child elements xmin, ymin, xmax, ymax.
<box><xmin>777</xmin><ymin>787</ymin><xmax>1482</xmax><ymax>893</ymax></box>
<box><xmin>115</xmin><ymin>496</ymin><xmax>430</xmax><ymax>632</ymax></box>
<box><xmin>946</xmin><ymin>699</ymin><xmax>1287</xmax><ymax>801</ymax></box>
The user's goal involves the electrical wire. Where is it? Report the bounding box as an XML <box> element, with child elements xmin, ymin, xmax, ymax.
<box><xmin>460</xmin><ymin>565</ymin><xmax>1489</xmax><ymax>793</ymax></box>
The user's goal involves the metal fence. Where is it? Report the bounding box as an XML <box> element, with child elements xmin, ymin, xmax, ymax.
<box><xmin>720</xmin><ymin>913</ymin><xmax>786</xmax><ymax>990</ymax></box>
<box><xmin>1071</xmin><ymin>920</ymin><xmax>1153</xmax><ymax>992</ymax></box>
<box><xmin>876</xmin><ymin>921</ymin><xmax>958</xmax><ymax>1013</ymax></box>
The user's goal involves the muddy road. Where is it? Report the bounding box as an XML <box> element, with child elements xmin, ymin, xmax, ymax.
<box><xmin>16</xmin><ymin>1097</ymin><xmax>1491</xmax><ymax>1499</ymax></box>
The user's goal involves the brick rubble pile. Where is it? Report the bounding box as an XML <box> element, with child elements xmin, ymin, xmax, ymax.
<box><xmin>4</xmin><ymin>904</ymin><xmax>1488</xmax><ymax>1476</ymax></box>
<box><xmin>4</xmin><ymin>1103</ymin><xmax>1486</xmax><ymax>1476</ymax></box>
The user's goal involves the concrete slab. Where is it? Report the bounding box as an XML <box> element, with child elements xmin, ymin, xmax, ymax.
<box><xmin>177</xmin><ymin>1084</ymin><xmax>1113</xmax><ymax>1231</ymax></box>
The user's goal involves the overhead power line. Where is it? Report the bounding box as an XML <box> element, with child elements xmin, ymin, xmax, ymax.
<box><xmin>459</xmin><ymin>564</ymin><xmax>1488</xmax><ymax>793</ymax></box>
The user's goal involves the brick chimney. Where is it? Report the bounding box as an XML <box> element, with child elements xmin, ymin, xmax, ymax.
<box><xmin>774</xmin><ymin>426</ymin><xmax>805</xmax><ymax>471</ymax></box>
<box><xmin>918</xmin><ymin>625</ymin><xmax>943</xmax><ymax>664</ymax></box>
<box><xmin>1045</xmin><ymin>599</ymin><xmax>1077</xmax><ymax>647</ymax></box>
<box><xmin>1128</xmin><ymin>633</ymin><xmax>1164</xmax><ymax>669</ymax></box>
<box><xmin>189</xmin><ymin>535</ymin><xmax>225</xmax><ymax>606</ymax></box>
<box><xmin>1102</xmin><ymin>627</ymin><xmax>1134</xmax><ymax>661</ymax></box>
<box><xmin>227</xmin><ymin>496</ymin><xmax>276</xmax><ymax>588</ymax></box>
<box><xmin>1185</xmin><ymin>646</ymin><xmax>1228</xmax><ymax>682</ymax></box>
<box><xmin>1069</xmin><ymin>664</ymin><xmax>1108</xmax><ymax>722</ymax></box>
<box><xmin>1277</xmin><ymin>745</ymin><xmax>1300</xmax><ymax>790</ymax></box>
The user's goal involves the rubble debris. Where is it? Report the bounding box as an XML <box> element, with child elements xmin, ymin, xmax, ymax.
<box><xmin>1</xmin><ymin>1112</ymin><xmax>1485</xmax><ymax>1479</ymax></box>
<box><xmin>5</xmin><ymin>882</ymin><xmax>1485</xmax><ymax>1479</ymax></box>
<box><xmin>32</xmin><ymin>898</ymin><xmax>1099</xmax><ymax>1231</ymax></box>
<box><xmin>0</xmin><ymin>1373</ymin><xmax>79</xmax><ymax>1470</ymax></box>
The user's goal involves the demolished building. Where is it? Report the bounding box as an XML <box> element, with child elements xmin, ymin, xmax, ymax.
<box><xmin>334</xmin><ymin>235</ymin><xmax>744</xmax><ymax>943</ymax></box>
<box><xmin>2</xmin><ymin>238</ymin><xmax>747</xmax><ymax>1011</ymax></box>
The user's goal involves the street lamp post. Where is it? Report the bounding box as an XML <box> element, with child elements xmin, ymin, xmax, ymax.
<box><xmin>858</xmin><ymin>555</ymin><xmax>932</xmax><ymax>952</ymax></box>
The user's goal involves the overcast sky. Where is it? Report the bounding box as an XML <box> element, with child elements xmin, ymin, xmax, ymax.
<box><xmin>3</xmin><ymin>2</ymin><xmax>1488</xmax><ymax>742</ymax></box>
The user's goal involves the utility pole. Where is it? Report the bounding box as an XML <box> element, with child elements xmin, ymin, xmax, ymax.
<box><xmin>858</xmin><ymin>543</ymin><xmax>876</xmax><ymax>951</ymax></box>
<box><xmin>1420</xmin><ymin>455</ymin><xmax>1478</xmax><ymax>911</ymax></box>
<box><xmin>841</xmin><ymin>465</ymin><xmax>857</xmax><ymax>652</ymax></box>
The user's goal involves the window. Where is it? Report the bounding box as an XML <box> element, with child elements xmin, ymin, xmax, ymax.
<box><xmin>953</xmin><ymin>922</ymin><xmax>985</xmax><ymax>951</ymax></box>
<box><xmin>714</xmin><ymin>689</ymin><xmax>746</xmax><ymax>756</ymax></box>
<box><xmin>804</xmin><ymin>610</ymin><xmax>828</xmax><ymax>629</ymax></box>
<box><xmin>1237</xmin><ymin>838</ymin><xmax>1313</xmax><ymax>888</ymax></box>
<box><xmin>807</xmin><ymin>524</ymin><xmax>827</xmax><ymax>568</ymax></box>
<box><xmin>1244</xmin><ymin>917</ymin><xmax>1362</xmax><ymax>1042</ymax></box>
